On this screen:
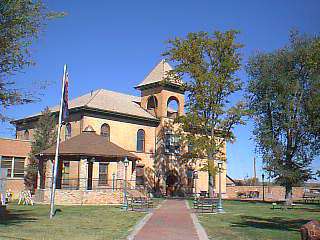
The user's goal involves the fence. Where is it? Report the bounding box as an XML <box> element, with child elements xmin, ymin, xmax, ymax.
<box><xmin>34</xmin><ymin>177</ymin><xmax>145</xmax><ymax>205</ymax></box>
<box><xmin>43</xmin><ymin>177</ymin><xmax>140</xmax><ymax>192</ymax></box>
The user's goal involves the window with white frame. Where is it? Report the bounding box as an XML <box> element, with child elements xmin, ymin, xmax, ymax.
<box><xmin>0</xmin><ymin>156</ymin><xmax>25</xmax><ymax>178</ymax></box>
<box><xmin>164</xmin><ymin>132</ymin><xmax>180</xmax><ymax>154</ymax></box>
<box><xmin>136</xmin><ymin>129</ymin><xmax>145</xmax><ymax>152</ymax></box>
<box><xmin>98</xmin><ymin>163</ymin><xmax>108</xmax><ymax>185</ymax></box>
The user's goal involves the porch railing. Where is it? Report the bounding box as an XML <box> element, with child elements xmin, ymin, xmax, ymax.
<box><xmin>43</xmin><ymin>177</ymin><xmax>140</xmax><ymax>191</ymax></box>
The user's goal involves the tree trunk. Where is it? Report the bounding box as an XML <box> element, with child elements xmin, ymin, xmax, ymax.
<box><xmin>285</xmin><ymin>184</ymin><xmax>293</xmax><ymax>200</ymax></box>
<box><xmin>208</xmin><ymin>171</ymin><xmax>215</xmax><ymax>197</ymax></box>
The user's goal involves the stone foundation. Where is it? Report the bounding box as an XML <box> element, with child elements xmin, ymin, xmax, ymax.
<box><xmin>33</xmin><ymin>189</ymin><xmax>124</xmax><ymax>205</ymax></box>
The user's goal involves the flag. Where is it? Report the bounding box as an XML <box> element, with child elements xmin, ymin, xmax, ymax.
<box><xmin>62</xmin><ymin>72</ymin><xmax>69</xmax><ymax>123</ymax></box>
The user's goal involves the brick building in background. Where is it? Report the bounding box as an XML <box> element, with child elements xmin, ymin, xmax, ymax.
<box><xmin>0</xmin><ymin>138</ymin><xmax>31</xmax><ymax>198</ymax></box>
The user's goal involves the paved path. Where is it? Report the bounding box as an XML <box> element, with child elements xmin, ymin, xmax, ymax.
<box><xmin>131</xmin><ymin>199</ymin><xmax>207</xmax><ymax>240</ymax></box>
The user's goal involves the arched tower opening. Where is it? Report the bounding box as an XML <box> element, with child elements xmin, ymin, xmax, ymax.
<box><xmin>167</xmin><ymin>96</ymin><xmax>179</xmax><ymax>119</ymax></box>
<box><xmin>147</xmin><ymin>95</ymin><xmax>158</xmax><ymax>115</ymax></box>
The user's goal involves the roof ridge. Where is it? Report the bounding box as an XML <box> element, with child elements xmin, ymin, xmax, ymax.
<box><xmin>99</xmin><ymin>88</ymin><xmax>139</xmax><ymax>99</ymax></box>
<box><xmin>85</xmin><ymin>89</ymin><xmax>102</xmax><ymax>107</ymax></box>
<box><xmin>135</xmin><ymin>60</ymin><xmax>178</xmax><ymax>89</ymax></box>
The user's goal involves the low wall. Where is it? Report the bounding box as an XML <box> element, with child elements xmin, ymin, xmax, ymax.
<box><xmin>33</xmin><ymin>189</ymin><xmax>123</xmax><ymax>205</ymax></box>
<box><xmin>226</xmin><ymin>185</ymin><xmax>305</xmax><ymax>200</ymax></box>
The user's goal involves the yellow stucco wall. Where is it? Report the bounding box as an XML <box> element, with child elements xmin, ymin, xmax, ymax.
<box><xmin>83</xmin><ymin>116</ymin><xmax>156</xmax><ymax>180</ymax></box>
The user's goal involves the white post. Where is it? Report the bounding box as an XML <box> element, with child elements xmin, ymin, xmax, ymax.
<box><xmin>11</xmin><ymin>157</ymin><xmax>14</xmax><ymax>178</ymax></box>
<box><xmin>49</xmin><ymin>64</ymin><xmax>67</xmax><ymax>219</ymax></box>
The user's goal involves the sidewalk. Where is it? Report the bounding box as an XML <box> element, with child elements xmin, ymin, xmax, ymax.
<box><xmin>131</xmin><ymin>199</ymin><xmax>206</xmax><ymax>240</ymax></box>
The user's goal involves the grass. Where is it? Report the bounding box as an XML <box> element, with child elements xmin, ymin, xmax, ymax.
<box><xmin>0</xmin><ymin>203</ymin><xmax>148</xmax><ymax>240</ymax></box>
<box><xmin>195</xmin><ymin>200</ymin><xmax>320</xmax><ymax>240</ymax></box>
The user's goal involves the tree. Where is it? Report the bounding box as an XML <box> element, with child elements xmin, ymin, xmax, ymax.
<box><xmin>0</xmin><ymin>0</ymin><xmax>64</xmax><ymax>121</ymax></box>
<box><xmin>246</xmin><ymin>32</ymin><xmax>320</xmax><ymax>199</ymax></box>
<box><xmin>163</xmin><ymin>30</ymin><xmax>248</xmax><ymax>196</ymax></box>
<box><xmin>25</xmin><ymin>107</ymin><xmax>56</xmax><ymax>190</ymax></box>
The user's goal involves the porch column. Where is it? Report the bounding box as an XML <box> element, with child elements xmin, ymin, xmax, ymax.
<box><xmin>92</xmin><ymin>161</ymin><xmax>99</xmax><ymax>189</ymax></box>
<box><xmin>116</xmin><ymin>161</ymin><xmax>124</xmax><ymax>190</ymax></box>
<box><xmin>45</xmin><ymin>160</ymin><xmax>53</xmax><ymax>189</ymax></box>
<box><xmin>130</xmin><ymin>162</ymin><xmax>136</xmax><ymax>189</ymax></box>
<box><xmin>116</xmin><ymin>161</ymin><xmax>124</xmax><ymax>180</ymax></box>
<box><xmin>79</xmin><ymin>158</ymin><xmax>88</xmax><ymax>190</ymax></box>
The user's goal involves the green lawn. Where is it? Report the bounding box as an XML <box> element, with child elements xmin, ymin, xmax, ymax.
<box><xmin>196</xmin><ymin>200</ymin><xmax>320</xmax><ymax>240</ymax></box>
<box><xmin>0</xmin><ymin>203</ymin><xmax>147</xmax><ymax>240</ymax></box>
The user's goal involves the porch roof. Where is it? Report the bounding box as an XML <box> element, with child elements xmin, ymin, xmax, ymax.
<box><xmin>40</xmin><ymin>129</ymin><xmax>140</xmax><ymax>161</ymax></box>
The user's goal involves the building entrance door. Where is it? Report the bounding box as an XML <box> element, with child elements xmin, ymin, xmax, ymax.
<box><xmin>166</xmin><ymin>172</ymin><xmax>179</xmax><ymax>196</ymax></box>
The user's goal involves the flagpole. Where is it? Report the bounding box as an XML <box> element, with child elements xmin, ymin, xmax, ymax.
<box><xmin>49</xmin><ymin>64</ymin><xmax>67</xmax><ymax>219</ymax></box>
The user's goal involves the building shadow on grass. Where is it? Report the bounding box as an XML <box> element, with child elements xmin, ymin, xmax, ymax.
<box><xmin>0</xmin><ymin>209</ymin><xmax>38</xmax><ymax>226</ymax></box>
<box><xmin>231</xmin><ymin>216</ymin><xmax>310</xmax><ymax>232</ymax></box>
<box><xmin>295</xmin><ymin>205</ymin><xmax>320</xmax><ymax>213</ymax></box>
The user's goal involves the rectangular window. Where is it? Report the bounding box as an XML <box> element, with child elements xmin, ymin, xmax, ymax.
<box><xmin>164</xmin><ymin>133</ymin><xmax>180</xmax><ymax>154</ymax></box>
<box><xmin>13</xmin><ymin>157</ymin><xmax>25</xmax><ymax>178</ymax></box>
<box><xmin>136</xmin><ymin>166</ymin><xmax>144</xmax><ymax>186</ymax></box>
<box><xmin>187</xmin><ymin>169</ymin><xmax>194</xmax><ymax>187</ymax></box>
<box><xmin>1</xmin><ymin>156</ymin><xmax>13</xmax><ymax>177</ymax></box>
<box><xmin>61</xmin><ymin>161</ymin><xmax>70</xmax><ymax>188</ymax></box>
<box><xmin>98</xmin><ymin>163</ymin><xmax>108</xmax><ymax>185</ymax></box>
<box><xmin>0</xmin><ymin>156</ymin><xmax>25</xmax><ymax>178</ymax></box>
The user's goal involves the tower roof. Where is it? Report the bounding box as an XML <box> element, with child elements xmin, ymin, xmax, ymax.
<box><xmin>135</xmin><ymin>60</ymin><xmax>182</xmax><ymax>89</ymax></box>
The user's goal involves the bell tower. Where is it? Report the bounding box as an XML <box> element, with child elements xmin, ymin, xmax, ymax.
<box><xmin>135</xmin><ymin>60</ymin><xmax>184</xmax><ymax>120</ymax></box>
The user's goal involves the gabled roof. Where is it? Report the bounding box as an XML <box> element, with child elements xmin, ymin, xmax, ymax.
<box><xmin>13</xmin><ymin>89</ymin><xmax>158</xmax><ymax>123</ymax></box>
<box><xmin>40</xmin><ymin>129</ymin><xmax>140</xmax><ymax>161</ymax></box>
<box><xmin>135</xmin><ymin>60</ymin><xmax>182</xmax><ymax>89</ymax></box>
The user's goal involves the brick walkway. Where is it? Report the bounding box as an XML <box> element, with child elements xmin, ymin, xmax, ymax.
<box><xmin>132</xmin><ymin>199</ymin><xmax>200</xmax><ymax>240</ymax></box>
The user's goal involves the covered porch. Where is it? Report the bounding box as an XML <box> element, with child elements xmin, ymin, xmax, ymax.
<box><xmin>34</xmin><ymin>127</ymin><xmax>141</xmax><ymax>205</ymax></box>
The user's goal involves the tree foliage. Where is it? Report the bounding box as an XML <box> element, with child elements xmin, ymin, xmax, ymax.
<box><xmin>246</xmin><ymin>32</ymin><xmax>320</xmax><ymax>198</ymax></box>
<box><xmin>0</xmin><ymin>0</ymin><xmax>65</xmax><ymax>121</ymax></box>
<box><xmin>26</xmin><ymin>107</ymin><xmax>56</xmax><ymax>190</ymax></box>
<box><xmin>163</xmin><ymin>30</ymin><xmax>248</xmax><ymax>195</ymax></box>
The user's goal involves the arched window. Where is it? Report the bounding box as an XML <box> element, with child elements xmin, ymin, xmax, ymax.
<box><xmin>147</xmin><ymin>96</ymin><xmax>158</xmax><ymax>110</ymax></box>
<box><xmin>167</xmin><ymin>96</ymin><xmax>179</xmax><ymax>119</ymax></box>
<box><xmin>100</xmin><ymin>123</ymin><xmax>110</xmax><ymax>141</ymax></box>
<box><xmin>136</xmin><ymin>129</ymin><xmax>145</xmax><ymax>152</ymax></box>
<box><xmin>24</xmin><ymin>130</ymin><xmax>29</xmax><ymax>140</ymax></box>
<box><xmin>65</xmin><ymin>123</ymin><xmax>71</xmax><ymax>140</ymax></box>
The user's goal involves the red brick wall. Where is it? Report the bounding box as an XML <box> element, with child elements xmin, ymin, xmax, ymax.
<box><xmin>6</xmin><ymin>179</ymin><xmax>25</xmax><ymax>199</ymax></box>
<box><xmin>226</xmin><ymin>185</ymin><xmax>305</xmax><ymax>200</ymax></box>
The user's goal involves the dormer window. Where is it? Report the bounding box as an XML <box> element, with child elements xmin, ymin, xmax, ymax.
<box><xmin>100</xmin><ymin>123</ymin><xmax>110</xmax><ymax>141</ymax></box>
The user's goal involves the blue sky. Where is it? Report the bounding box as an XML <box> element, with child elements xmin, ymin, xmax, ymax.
<box><xmin>1</xmin><ymin>0</ymin><xmax>319</xmax><ymax>179</ymax></box>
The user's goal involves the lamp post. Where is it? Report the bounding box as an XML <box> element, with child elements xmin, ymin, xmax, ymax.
<box><xmin>193</xmin><ymin>170</ymin><xmax>198</xmax><ymax>200</ymax></box>
<box><xmin>262</xmin><ymin>173</ymin><xmax>265</xmax><ymax>202</ymax></box>
<box><xmin>112</xmin><ymin>172</ymin><xmax>116</xmax><ymax>191</ymax></box>
<box><xmin>122</xmin><ymin>157</ymin><xmax>129</xmax><ymax>211</ymax></box>
<box><xmin>216</xmin><ymin>160</ymin><xmax>225</xmax><ymax>213</ymax></box>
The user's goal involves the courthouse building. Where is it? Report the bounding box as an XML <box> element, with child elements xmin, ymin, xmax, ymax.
<box><xmin>5</xmin><ymin>60</ymin><xmax>227</xmax><ymax>204</ymax></box>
